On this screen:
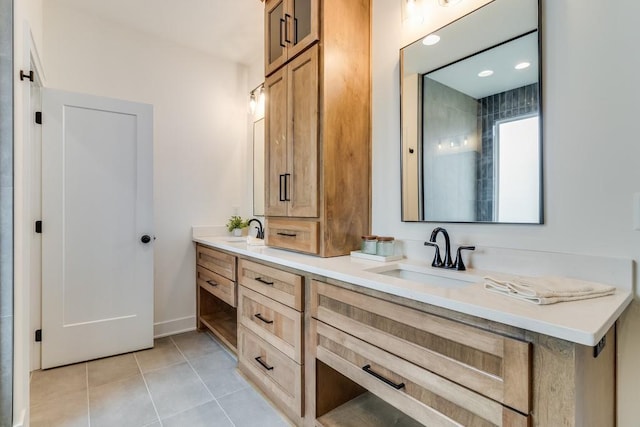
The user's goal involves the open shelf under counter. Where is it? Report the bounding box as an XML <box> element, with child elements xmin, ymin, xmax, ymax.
<box><xmin>316</xmin><ymin>392</ymin><xmax>422</xmax><ymax>427</ymax></box>
<box><xmin>197</xmin><ymin>285</ymin><xmax>237</xmax><ymax>353</ymax></box>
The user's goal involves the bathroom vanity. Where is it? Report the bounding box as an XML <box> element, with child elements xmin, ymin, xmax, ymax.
<box><xmin>193</xmin><ymin>236</ymin><xmax>632</xmax><ymax>427</ymax></box>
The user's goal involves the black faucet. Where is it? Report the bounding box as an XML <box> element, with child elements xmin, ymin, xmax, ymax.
<box><xmin>424</xmin><ymin>227</ymin><xmax>475</xmax><ymax>271</ymax></box>
<box><xmin>247</xmin><ymin>218</ymin><xmax>264</xmax><ymax>239</ymax></box>
<box><xmin>425</xmin><ymin>227</ymin><xmax>452</xmax><ymax>268</ymax></box>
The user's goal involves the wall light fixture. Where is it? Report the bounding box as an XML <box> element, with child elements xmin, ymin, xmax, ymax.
<box><xmin>402</xmin><ymin>0</ymin><xmax>425</xmax><ymax>25</ymax></box>
<box><xmin>249</xmin><ymin>83</ymin><xmax>265</xmax><ymax>118</ymax></box>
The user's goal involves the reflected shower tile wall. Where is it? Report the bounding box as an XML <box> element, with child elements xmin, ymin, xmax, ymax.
<box><xmin>476</xmin><ymin>83</ymin><xmax>539</xmax><ymax>221</ymax></box>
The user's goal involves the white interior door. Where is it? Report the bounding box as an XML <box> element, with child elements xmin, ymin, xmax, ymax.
<box><xmin>41</xmin><ymin>89</ymin><xmax>154</xmax><ymax>369</ymax></box>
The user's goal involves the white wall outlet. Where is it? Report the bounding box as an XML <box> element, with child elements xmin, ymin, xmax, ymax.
<box><xmin>634</xmin><ymin>193</ymin><xmax>640</xmax><ymax>231</ymax></box>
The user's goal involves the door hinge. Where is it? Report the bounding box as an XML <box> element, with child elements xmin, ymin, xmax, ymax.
<box><xmin>35</xmin><ymin>111</ymin><xmax>42</xmax><ymax>124</ymax></box>
<box><xmin>35</xmin><ymin>329</ymin><xmax>42</xmax><ymax>342</ymax></box>
<box><xmin>35</xmin><ymin>220</ymin><xmax>42</xmax><ymax>233</ymax></box>
<box><xmin>20</xmin><ymin>70</ymin><xmax>34</xmax><ymax>82</ymax></box>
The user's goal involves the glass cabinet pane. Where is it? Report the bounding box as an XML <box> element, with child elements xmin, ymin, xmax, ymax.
<box><xmin>268</xmin><ymin>1</ymin><xmax>285</xmax><ymax>64</ymax></box>
<box><xmin>293</xmin><ymin>0</ymin><xmax>311</xmax><ymax>45</ymax></box>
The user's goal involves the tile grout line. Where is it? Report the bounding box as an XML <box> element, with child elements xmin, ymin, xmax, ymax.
<box><xmin>85</xmin><ymin>362</ymin><xmax>91</xmax><ymax>427</ymax></box>
<box><xmin>134</xmin><ymin>351</ymin><xmax>164</xmax><ymax>427</ymax></box>
<box><xmin>169</xmin><ymin>335</ymin><xmax>237</xmax><ymax>427</ymax></box>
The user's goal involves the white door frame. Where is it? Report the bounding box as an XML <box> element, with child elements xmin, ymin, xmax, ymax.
<box><xmin>14</xmin><ymin>22</ymin><xmax>46</xmax><ymax>427</ymax></box>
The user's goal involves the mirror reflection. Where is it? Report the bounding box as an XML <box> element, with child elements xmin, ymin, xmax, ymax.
<box><xmin>401</xmin><ymin>0</ymin><xmax>542</xmax><ymax>223</ymax></box>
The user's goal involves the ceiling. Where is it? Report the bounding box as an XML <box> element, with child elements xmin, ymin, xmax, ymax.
<box><xmin>53</xmin><ymin>0</ymin><xmax>265</xmax><ymax>65</ymax></box>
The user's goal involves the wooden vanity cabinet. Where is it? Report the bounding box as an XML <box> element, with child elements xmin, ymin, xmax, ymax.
<box><xmin>195</xmin><ymin>244</ymin><xmax>238</xmax><ymax>352</ymax></box>
<box><xmin>237</xmin><ymin>259</ymin><xmax>305</xmax><ymax>424</ymax></box>
<box><xmin>264</xmin><ymin>0</ymin><xmax>371</xmax><ymax>257</ymax></box>
<box><xmin>307</xmin><ymin>280</ymin><xmax>617</xmax><ymax>427</ymax></box>
<box><xmin>309</xmin><ymin>280</ymin><xmax>530</xmax><ymax>426</ymax></box>
<box><xmin>265</xmin><ymin>0</ymin><xmax>319</xmax><ymax>77</ymax></box>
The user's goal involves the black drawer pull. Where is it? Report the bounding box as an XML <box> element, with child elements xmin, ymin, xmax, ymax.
<box><xmin>256</xmin><ymin>277</ymin><xmax>274</xmax><ymax>286</ymax></box>
<box><xmin>255</xmin><ymin>356</ymin><xmax>274</xmax><ymax>371</ymax></box>
<box><xmin>362</xmin><ymin>365</ymin><xmax>405</xmax><ymax>390</ymax></box>
<box><xmin>206</xmin><ymin>279</ymin><xmax>218</xmax><ymax>287</ymax></box>
<box><xmin>277</xmin><ymin>232</ymin><xmax>297</xmax><ymax>237</ymax></box>
<box><xmin>254</xmin><ymin>313</ymin><xmax>274</xmax><ymax>324</ymax></box>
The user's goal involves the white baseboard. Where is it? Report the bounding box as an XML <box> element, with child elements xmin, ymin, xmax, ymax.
<box><xmin>153</xmin><ymin>316</ymin><xmax>196</xmax><ymax>338</ymax></box>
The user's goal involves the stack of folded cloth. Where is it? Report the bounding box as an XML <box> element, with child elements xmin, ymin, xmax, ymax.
<box><xmin>483</xmin><ymin>275</ymin><xmax>616</xmax><ymax>305</ymax></box>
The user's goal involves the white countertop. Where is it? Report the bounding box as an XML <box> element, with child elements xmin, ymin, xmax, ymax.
<box><xmin>193</xmin><ymin>236</ymin><xmax>633</xmax><ymax>346</ymax></box>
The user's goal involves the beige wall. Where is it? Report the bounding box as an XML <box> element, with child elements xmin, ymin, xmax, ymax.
<box><xmin>372</xmin><ymin>0</ymin><xmax>640</xmax><ymax>423</ymax></box>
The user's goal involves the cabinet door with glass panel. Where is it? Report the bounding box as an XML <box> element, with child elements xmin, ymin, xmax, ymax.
<box><xmin>265</xmin><ymin>0</ymin><xmax>319</xmax><ymax>76</ymax></box>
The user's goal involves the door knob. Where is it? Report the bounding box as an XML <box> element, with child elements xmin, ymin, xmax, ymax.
<box><xmin>140</xmin><ymin>235</ymin><xmax>152</xmax><ymax>244</ymax></box>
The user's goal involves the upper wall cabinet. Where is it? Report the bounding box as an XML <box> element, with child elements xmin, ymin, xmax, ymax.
<box><xmin>265</xmin><ymin>0</ymin><xmax>319</xmax><ymax>76</ymax></box>
<box><xmin>264</xmin><ymin>0</ymin><xmax>371</xmax><ymax>257</ymax></box>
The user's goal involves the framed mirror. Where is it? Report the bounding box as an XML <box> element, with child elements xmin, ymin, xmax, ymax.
<box><xmin>400</xmin><ymin>0</ymin><xmax>542</xmax><ymax>223</ymax></box>
<box><xmin>253</xmin><ymin>118</ymin><xmax>265</xmax><ymax>216</ymax></box>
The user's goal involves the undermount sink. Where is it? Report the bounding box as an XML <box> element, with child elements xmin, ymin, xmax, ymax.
<box><xmin>365</xmin><ymin>263</ymin><xmax>479</xmax><ymax>289</ymax></box>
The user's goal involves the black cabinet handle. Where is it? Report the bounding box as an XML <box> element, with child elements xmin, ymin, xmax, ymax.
<box><xmin>284</xmin><ymin>14</ymin><xmax>292</xmax><ymax>43</ymax></box>
<box><xmin>206</xmin><ymin>279</ymin><xmax>218</xmax><ymax>287</ymax></box>
<box><xmin>284</xmin><ymin>173</ymin><xmax>291</xmax><ymax>201</ymax></box>
<box><xmin>279</xmin><ymin>18</ymin><xmax>286</xmax><ymax>48</ymax></box>
<box><xmin>294</xmin><ymin>17</ymin><xmax>298</xmax><ymax>44</ymax></box>
<box><xmin>362</xmin><ymin>365</ymin><xmax>405</xmax><ymax>390</ymax></box>
<box><xmin>256</xmin><ymin>277</ymin><xmax>274</xmax><ymax>286</ymax></box>
<box><xmin>279</xmin><ymin>174</ymin><xmax>286</xmax><ymax>202</ymax></box>
<box><xmin>277</xmin><ymin>232</ymin><xmax>297</xmax><ymax>237</ymax></box>
<box><xmin>254</xmin><ymin>313</ymin><xmax>274</xmax><ymax>324</ymax></box>
<box><xmin>255</xmin><ymin>356</ymin><xmax>274</xmax><ymax>371</ymax></box>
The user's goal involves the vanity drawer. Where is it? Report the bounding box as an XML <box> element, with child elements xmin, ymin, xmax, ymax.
<box><xmin>196</xmin><ymin>266</ymin><xmax>236</xmax><ymax>307</ymax></box>
<box><xmin>265</xmin><ymin>218</ymin><xmax>319</xmax><ymax>255</ymax></box>
<box><xmin>312</xmin><ymin>319</ymin><xmax>529</xmax><ymax>427</ymax></box>
<box><xmin>238</xmin><ymin>286</ymin><xmax>303</xmax><ymax>363</ymax></box>
<box><xmin>196</xmin><ymin>244</ymin><xmax>236</xmax><ymax>281</ymax></box>
<box><xmin>238</xmin><ymin>259</ymin><xmax>304</xmax><ymax>310</ymax></box>
<box><xmin>310</xmin><ymin>280</ymin><xmax>531</xmax><ymax>414</ymax></box>
<box><xmin>238</xmin><ymin>326</ymin><xmax>303</xmax><ymax>417</ymax></box>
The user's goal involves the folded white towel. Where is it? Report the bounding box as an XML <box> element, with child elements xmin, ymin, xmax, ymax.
<box><xmin>483</xmin><ymin>275</ymin><xmax>616</xmax><ymax>305</ymax></box>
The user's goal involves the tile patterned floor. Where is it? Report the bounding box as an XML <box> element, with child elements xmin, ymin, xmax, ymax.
<box><xmin>29</xmin><ymin>331</ymin><xmax>291</xmax><ymax>427</ymax></box>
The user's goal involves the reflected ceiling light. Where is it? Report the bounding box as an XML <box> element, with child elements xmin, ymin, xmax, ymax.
<box><xmin>515</xmin><ymin>61</ymin><xmax>531</xmax><ymax>70</ymax></box>
<box><xmin>438</xmin><ymin>0</ymin><xmax>462</xmax><ymax>6</ymax></box>
<box><xmin>478</xmin><ymin>69</ymin><xmax>494</xmax><ymax>77</ymax></box>
<box><xmin>422</xmin><ymin>34</ymin><xmax>441</xmax><ymax>46</ymax></box>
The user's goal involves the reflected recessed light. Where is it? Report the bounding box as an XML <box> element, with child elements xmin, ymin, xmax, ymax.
<box><xmin>478</xmin><ymin>70</ymin><xmax>494</xmax><ymax>77</ymax></box>
<box><xmin>422</xmin><ymin>34</ymin><xmax>441</xmax><ymax>46</ymax></box>
<box><xmin>515</xmin><ymin>62</ymin><xmax>531</xmax><ymax>70</ymax></box>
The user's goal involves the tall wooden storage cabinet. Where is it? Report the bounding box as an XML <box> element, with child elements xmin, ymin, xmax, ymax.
<box><xmin>264</xmin><ymin>0</ymin><xmax>371</xmax><ymax>257</ymax></box>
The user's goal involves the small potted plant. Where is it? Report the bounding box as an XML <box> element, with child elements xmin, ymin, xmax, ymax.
<box><xmin>226</xmin><ymin>215</ymin><xmax>248</xmax><ymax>237</ymax></box>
